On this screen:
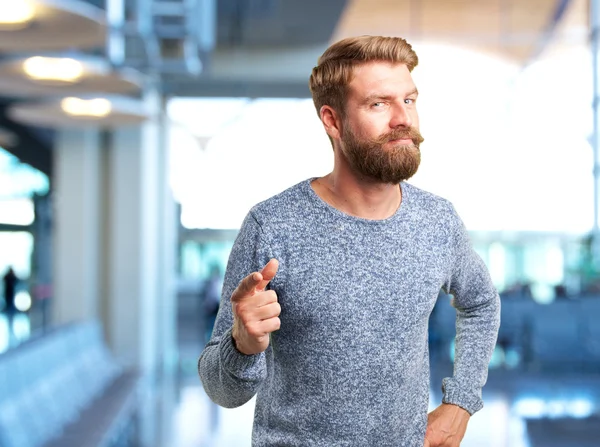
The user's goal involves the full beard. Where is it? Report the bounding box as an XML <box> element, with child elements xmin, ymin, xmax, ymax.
<box><xmin>341</xmin><ymin>125</ymin><xmax>424</xmax><ymax>184</ymax></box>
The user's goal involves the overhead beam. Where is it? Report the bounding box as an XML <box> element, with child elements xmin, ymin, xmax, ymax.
<box><xmin>162</xmin><ymin>44</ymin><xmax>325</xmax><ymax>98</ymax></box>
<box><xmin>163</xmin><ymin>78</ymin><xmax>310</xmax><ymax>98</ymax></box>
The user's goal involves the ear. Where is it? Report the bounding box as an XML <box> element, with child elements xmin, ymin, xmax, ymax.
<box><xmin>320</xmin><ymin>105</ymin><xmax>343</xmax><ymax>141</ymax></box>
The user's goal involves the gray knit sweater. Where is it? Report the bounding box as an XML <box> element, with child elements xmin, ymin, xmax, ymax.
<box><xmin>198</xmin><ymin>179</ymin><xmax>500</xmax><ymax>447</ymax></box>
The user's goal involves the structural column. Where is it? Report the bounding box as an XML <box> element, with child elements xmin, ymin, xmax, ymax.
<box><xmin>156</xmin><ymin>96</ymin><xmax>179</xmax><ymax>376</ymax></box>
<box><xmin>52</xmin><ymin>129</ymin><xmax>102</xmax><ymax>324</ymax></box>
<box><xmin>51</xmin><ymin>92</ymin><xmax>178</xmax><ymax>381</ymax></box>
<box><xmin>103</xmin><ymin>88</ymin><xmax>177</xmax><ymax>378</ymax></box>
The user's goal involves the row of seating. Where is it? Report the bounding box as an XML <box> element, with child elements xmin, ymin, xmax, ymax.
<box><xmin>431</xmin><ymin>295</ymin><xmax>600</xmax><ymax>368</ymax></box>
<box><xmin>0</xmin><ymin>320</ymin><xmax>140</xmax><ymax>447</ymax></box>
<box><xmin>526</xmin><ymin>416</ymin><xmax>600</xmax><ymax>447</ymax></box>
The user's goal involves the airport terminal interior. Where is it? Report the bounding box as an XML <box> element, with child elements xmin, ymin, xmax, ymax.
<box><xmin>1</xmin><ymin>0</ymin><xmax>600</xmax><ymax>446</ymax></box>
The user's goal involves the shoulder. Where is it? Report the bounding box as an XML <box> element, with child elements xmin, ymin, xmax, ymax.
<box><xmin>403</xmin><ymin>182</ymin><xmax>457</xmax><ymax>217</ymax></box>
<box><xmin>248</xmin><ymin>179</ymin><xmax>314</xmax><ymax>227</ymax></box>
<box><xmin>403</xmin><ymin>182</ymin><xmax>469</xmax><ymax>245</ymax></box>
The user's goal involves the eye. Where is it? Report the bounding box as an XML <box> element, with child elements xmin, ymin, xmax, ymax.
<box><xmin>372</xmin><ymin>102</ymin><xmax>385</xmax><ymax>108</ymax></box>
<box><xmin>404</xmin><ymin>98</ymin><xmax>416</xmax><ymax>105</ymax></box>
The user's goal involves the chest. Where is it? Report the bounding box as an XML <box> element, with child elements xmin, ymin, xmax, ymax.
<box><xmin>270</xmin><ymin>222</ymin><xmax>453</xmax><ymax>343</ymax></box>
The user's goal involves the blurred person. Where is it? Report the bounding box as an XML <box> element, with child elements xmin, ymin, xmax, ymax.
<box><xmin>198</xmin><ymin>35</ymin><xmax>500</xmax><ymax>447</ymax></box>
<box><xmin>2</xmin><ymin>266</ymin><xmax>19</xmax><ymax>334</ymax></box>
<box><xmin>554</xmin><ymin>284</ymin><xmax>568</xmax><ymax>299</ymax></box>
<box><xmin>200</xmin><ymin>265</ymin><xmax>223</xmax><ymax>344</ymax></box>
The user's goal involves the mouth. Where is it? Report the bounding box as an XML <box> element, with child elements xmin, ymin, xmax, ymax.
<box><xmin>388</xmin><ymin>138</ymin><xmax>413</xmax><ymax>145</ymax></box>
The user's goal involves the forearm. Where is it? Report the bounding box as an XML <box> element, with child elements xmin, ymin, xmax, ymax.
<box><xmin>442</xmin><ymin>290</ymin><xmax>500</xmax><ymax>414</ymax></box>
<box><xmin>198</xmin><ymin>327</ymin><xmax>267</xmax><ymax>408</ymax></box>
<box><xmin>197</xmin><ymin>210</ymin><xmax>274</xmax><ymax>407</ymax></box>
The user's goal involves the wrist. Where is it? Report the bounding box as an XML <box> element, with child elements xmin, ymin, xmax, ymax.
<box><xmin>231</xmin><ymin>325</ymin><xmax>243</xmax><ymax>352</ymax></box>
<box><xmin>441</xmin><ymin>403</ymin><xmax>471</xmax><ymax>419</ymax></box>
<box><xmin>231</xmin><ymin>325</ymin><xmax>252</xmax><ymax>355</ymax></box>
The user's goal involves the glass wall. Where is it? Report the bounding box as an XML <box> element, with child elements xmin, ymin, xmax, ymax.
<box><xmin>0</xmin><ymin>146</ymin><xmax>50</xmax><ymax>349</ymax></box>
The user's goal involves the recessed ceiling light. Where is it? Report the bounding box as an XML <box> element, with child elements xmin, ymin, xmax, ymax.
<box><xmin>61</xmin><ymin>97</ymin><xmax>112</xmax><ymax>118</ymax></box>
<box><xmin>23</xmin><ymin>57</ymin><xmax>84</xmax><ymax>84</ymax></box>
<box><xmin>0</xmin><ymin>0</ymin><xmax>36</xmax><ymax>30</ymax></box>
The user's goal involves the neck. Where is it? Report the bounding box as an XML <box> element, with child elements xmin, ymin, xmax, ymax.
<box><xmin>313</xmin><ymin>155</ymin><xmax>403</xmax><ymax>220</ymax></box>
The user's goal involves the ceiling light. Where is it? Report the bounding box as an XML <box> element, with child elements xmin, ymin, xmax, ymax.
<box><xmin>0</xmin><ymin>0</ymin><xmax>35</xmax><ymax>30</ymax></box>
<box><xmin>61</xmin><ymin>97</ymin><xmax>112</xmax><ymax>118</ymax></box>
<box><xmin>23</xmin><ymin>57</ymin><xmax>84</xmax><ymax>84</ymax></box>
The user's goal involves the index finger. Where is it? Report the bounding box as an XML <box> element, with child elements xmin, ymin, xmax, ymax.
<box><xmin>231</xmin><ymin>271</ymin><xmax>262</xmax><ymax>302</ymax></box>
<box><xmin>231</xmin><ymin>259</ymin><xmax>279</xmax><ymax>301</ymax></box>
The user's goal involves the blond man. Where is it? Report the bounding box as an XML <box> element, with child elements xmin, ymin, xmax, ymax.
<box><xmin>199</xmin><ymin>36</ymin><xmax>500</xmax><ymax>447</ymax></box>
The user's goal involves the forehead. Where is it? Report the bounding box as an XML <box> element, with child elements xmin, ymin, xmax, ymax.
<box><xmin>347</xmin><ymin>62</ymin><xmax>416</xmax><ymax>99</ymax></box>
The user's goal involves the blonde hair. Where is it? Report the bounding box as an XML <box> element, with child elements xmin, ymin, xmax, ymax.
<box><xmin>309</xmin><ymin>36</ymin><xmax>419</xmax><ymax>117</ymax></box>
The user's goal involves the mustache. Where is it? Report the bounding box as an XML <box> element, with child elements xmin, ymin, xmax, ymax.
<box><xmin>375</xmin><ymin>127</ymin><xmax>424</xmax><ymax>145</ymax></box>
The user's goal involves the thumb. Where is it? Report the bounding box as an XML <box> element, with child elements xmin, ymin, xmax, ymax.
<box><xmin>257</xmin><ymin>258</ymin><xmax>279</xmax><ymax>290</ymax></box>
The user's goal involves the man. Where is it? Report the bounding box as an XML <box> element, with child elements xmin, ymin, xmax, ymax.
<box><xmin>2</xmin><ymin>266</ymin><xmax>19</xmax><ymax>339</ymax></box>
<box><xmin>198</xmin><ymin>35</ymin><xmax>500</xmax><ymax>447</ymax></box>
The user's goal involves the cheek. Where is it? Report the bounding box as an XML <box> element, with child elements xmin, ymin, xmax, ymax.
<box><xmin>350</xmin><ymin>113</ymin><xmax>393</xmax><ymax>140</ymax></box>
<box><xmin>347</xmin><ymin>121</ymin><xmax>375</xmax><ymax>140</ymax></box>
<box><xmin>364</xmin><ymin>119</ymin><xmax>391</xmax><ymax>138</ymax></box>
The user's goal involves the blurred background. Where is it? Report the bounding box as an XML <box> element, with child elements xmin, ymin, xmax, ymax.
<box><xmin>0</xmin><ymin>0</ymin><xmax>599</xmax><ymax>446</ymax></box>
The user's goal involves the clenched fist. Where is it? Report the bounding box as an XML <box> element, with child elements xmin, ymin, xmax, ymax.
<box><xmin>231</xmin><ymin>259</ymin><xmax>281</xmax><ymax>355</ymax></box>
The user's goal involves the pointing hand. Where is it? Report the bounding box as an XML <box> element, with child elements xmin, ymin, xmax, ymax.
<box><xmin>231</xmin><ymin>259</ymin><xmax>281</xmax><ymax>355</ymax></box>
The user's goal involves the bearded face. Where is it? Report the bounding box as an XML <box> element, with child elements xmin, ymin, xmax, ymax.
<box><xmin>341</xmin><ymin>122</ymin><xmax>424</xmax><ymax>184</ymax></box>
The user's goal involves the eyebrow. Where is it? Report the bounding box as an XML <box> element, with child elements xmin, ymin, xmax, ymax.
<box><xmin>361</xmin><ymin>88</ymin><xmax>419</xmax><ymax>105</ymax></box>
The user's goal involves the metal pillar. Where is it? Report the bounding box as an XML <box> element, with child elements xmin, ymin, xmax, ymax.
<box><xmin>106</xmin><ymin>0</ymin><xmax>216</xmax><ymax>75</ymax></box>
<box><xmin>106</xmin><ymin>0</ymin><xmax>126</xmax><ymax>67</ymax></box>
<box><xmin>592</xmin><ymin>0</ymin><xmax>600</xmax><ymax>268</ymax></box>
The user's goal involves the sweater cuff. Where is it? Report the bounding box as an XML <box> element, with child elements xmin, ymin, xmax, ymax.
<box><xmin>441</xmin><ymin>377</ymin><xmax>483</xmax><ymax>416</ymax></box>
<box><xmin>219</xmin><ymin>328</ymin><xmax>266</xmax><ymax>381</ymax></box>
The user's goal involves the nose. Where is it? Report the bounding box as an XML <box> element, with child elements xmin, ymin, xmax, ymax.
<box><xmin>390</xmin><ymin>103</ymin><xmax>412</xmax><ymax>129</ymax></box>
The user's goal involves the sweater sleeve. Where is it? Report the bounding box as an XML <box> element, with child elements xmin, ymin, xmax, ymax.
<box><xmin>197</xmin><ymin>211</ymin><xmax>274</xmax><ymax>408</ymax></box>
<box><xmin>440</xmin><ymin>207</ymin><xmax>501</xmax><ymax>415</ymax></box>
